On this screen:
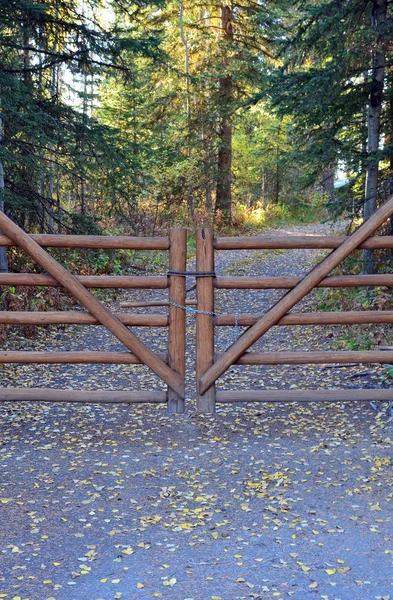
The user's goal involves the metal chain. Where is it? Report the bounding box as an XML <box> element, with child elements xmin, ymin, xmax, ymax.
<box><xmin>167</xmin><ymin>270</ymin><xmax>216</xmax><ymax>277</ymax></box>
<box><xmin>168</xmin><ymin>299</ymin><xmax>215</xmax><ymax>316</ymax></box>
<box><xmin>168</xmin><ymin>300</ymin><xmax>241</xmax><ymax>349</ymax></box>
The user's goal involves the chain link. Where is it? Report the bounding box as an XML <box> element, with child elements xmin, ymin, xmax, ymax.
<box><xmin>233</xmin><ymin>311</ymin><xmax>240</xmax><ymax>344</ymax></box>
<box><xmin>168</xmin><ymin>300</ymin><xmax>241</xmax><ymax>348</ymax></box>
<box><xmin>168</xmin><ymin>299</ymin><xmax>215</xmax><ymax>316</ymax></box>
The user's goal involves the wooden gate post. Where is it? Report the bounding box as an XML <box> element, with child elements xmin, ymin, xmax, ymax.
<box><xmin>167</xmin><ymin>228</ymin><xmax>187</xmax><ymax>413</ymax></box>
<box><xmin>196</xmin><ymin>228</ymin><xmax>216</xmax><ymax>413</ymax></box>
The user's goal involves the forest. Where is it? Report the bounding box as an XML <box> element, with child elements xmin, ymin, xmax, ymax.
<box><xmin>0</xmin><ymin>0</ymin><xmax>392</xmax><ymax>275</ymax></box>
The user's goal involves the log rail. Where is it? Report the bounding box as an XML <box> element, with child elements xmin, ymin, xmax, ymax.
<box><xmin>214</xmin><ymin>234</ymin><xmax>393</xmax><ymax>250</ymax></box>
<box><xmin>0</xmin><ymin>224</ymin><xmax>187</xmax><ymax>411</ymax></box>
<box><xmin>196</xmin><ymin>198</ymin><xmax>393</xmax><ymax>412</ymax></box>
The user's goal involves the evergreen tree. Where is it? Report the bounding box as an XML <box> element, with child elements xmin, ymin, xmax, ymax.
<box><xmin>267</xmin><ymin>0</ymin><xmax>393</xmax><ymax>272</ymax></box>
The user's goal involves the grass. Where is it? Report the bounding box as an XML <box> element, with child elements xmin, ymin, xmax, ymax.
<box><xmin>218</xmin><ymin>196</ymin><xmax>327</xmax><ymax>236</ymax></box>
<box><xmin>315</xmin><ymin>250</ymin><xmax>393</xmax><ymax>351</ymax></box>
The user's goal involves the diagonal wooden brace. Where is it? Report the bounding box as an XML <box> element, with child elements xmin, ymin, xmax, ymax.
<box><xmin>199</xmin><ymin>194</ymin><xmax>393</xmax><ymax>395</ymax></box>
<box><xmin>0</xmin><ymin>212</ymin><xmax>184</xmax><ymax>398</ymax></box>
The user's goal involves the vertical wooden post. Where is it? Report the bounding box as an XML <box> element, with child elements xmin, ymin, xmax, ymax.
<box><xmin>196</xmin><ymin>228</ymin><xmax>216</xmax><ymax>413</ymax></box>
<box><xmin>167</xmin><ymin>228</ymin><xmax>187</xmax><ymax>413</ymax></box>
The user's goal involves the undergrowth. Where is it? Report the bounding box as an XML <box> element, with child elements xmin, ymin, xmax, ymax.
<box><xmin>217</xmin><ymin>196</ymin><xmax>327</xmax><ymax>235</ymax></box>
<box><xmin>0</xmin><ymin>192</ymin><xmax>327</xmax><ymax>344</ymax></box>
<box><xmin>316</xmin><ymin>248</ymin><xmax>393</xmax><ymax>351</ymax></box>
<box><xmin>0</xmin><ymin>245</ymin><xmax>170</xmax><ymax>344</ymax></box>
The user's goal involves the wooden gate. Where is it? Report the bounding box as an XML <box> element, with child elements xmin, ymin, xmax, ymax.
<box><xmin>0</xmin><ymin>214</ymin><xmax>187</xmax><ymax>413</ymax></box>
<box><xmin>196</xmin><ymin>196</ymin><xmax>393</xmax><ymax>413</ymax></box>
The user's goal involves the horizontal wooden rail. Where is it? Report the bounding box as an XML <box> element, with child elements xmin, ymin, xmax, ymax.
<box><xmin>0</xmin><ymin>311</ymin><xmax>168</xmax><ymax>327</ymax></box>
<box><xmin>0</xmin><ymin>234</ymin><xmax>169</xmax><ymax>250</ymax></box>
<box><xmin>214</xmin><ymin>235</ymin><xmax>393</xmax><ymax>250</ymax></box>
<box><xmin>120</xmin><ymin>299</ymin><xmax>197</xmax><ymax>309</ymax></box>
<box><xmin>214</xmin><ymin>310</ymin><xmax>393</xmax><ymax>327</ymax></box>
<box><xmin>216</xmin><ymin>274</ymin><xmax>393</xmax><ymax>289</ymax></box>
<box><xmin>0</xmin><ymin>351</ymin><xmax>168</xmax><ymax>364</ymax></box>
<box><xmin>218</xmin><ymin>350</ymin><xmax>393</xmax><ymax>365</ymax></box>
<box><xmin>216</xmin><ymin>389</ymin><xmax>393</xmax><ymax>402</ymax></box>
<box><xmin>0</xmin><ymin>389</ymin><xmax>167</xmax><ymax>403</ymax></box>
<box><xmin>0</xmin><ymin>212</ymin><xmax>183</xmax><ymax>397</ymax></box>
<box><xmin>0</xmin><ymin>274</ymin><xmax>168</xmax><ymax>288</ymax></box>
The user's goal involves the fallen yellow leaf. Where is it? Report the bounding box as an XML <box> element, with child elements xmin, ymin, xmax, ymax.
<box><xmin>301</xmin><ymin>565</ymin><xmax>311</xmax><ymax>572</ymax></box>
<box><xmin>337</xmin><ymin>567</ymin><xmax>351</xmax><ymax>574</ymax></box>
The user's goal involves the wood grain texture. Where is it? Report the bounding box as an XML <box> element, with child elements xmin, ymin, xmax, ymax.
<box><xmin>214</xmin><ymin>234</ymin><xmax>393</xmax><ymax>250</ymax></box>
<box><xmin>120</xmin><ymin>300</ymin><xmax>196</xmax><ymax>308</ymax></box>
<box><xmin>199</xmin><ymin>195</ymin><xmax>393</xmax><ymax>394</ymax></box>
<box><xmin>214</xmin><ymin>310</ymin><xmax>393</xmax><ymax>326</ymax></box>
<box><xmin>216</xmin><ymin>274</ymin><xmax>393</xmax><ymax>289</ymax></box>
<box><xmin>0</xmin><ymin>234</ymin><xmax>169</xmax><ymax>250</ymax></box>
<box><xmin>0</xmin><ymin>351</ymin><xmax>167</xmax><ymax>364</ymax></box>
<box><xmin>217</xmin><ymin>350</ymin><xmax>393</xmax><ymax>365</ymax></box>
<box><xmin>0</xmin><ymin>389</ymin><xmax>167</xmax><ymax>403</ymax></box>
<box><xmin>217</xmin><ymin>389</ymin><xmax>393</xmax><ymax>402</ymax></box>
<box><xmin>196</xmin><ymin>228</ymin><xmax>216</xmax><ymax>412</ymax></box>
<box><xmin>0</xmin><ymin>211</ymin><xmax>183</xmax><ymax>397</ymax></box>
<box><xmin>0</xmin><ymin>311</ymin><xmax>168</xmax><ymax>326</ymax></box>
<box><xmin>0</xmin><ymin>274</ymin><xmax>168</xmax><ymax>288</ymax></box>
<box><xmin>167</xmin><ymin>228</ymin><xmax>187</xmax><ymax>412</ymax></box>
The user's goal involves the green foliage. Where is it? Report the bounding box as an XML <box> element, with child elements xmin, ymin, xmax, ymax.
<box><xmin>220</xmin><ymin>193</ymin><xmax>326</xmax><ymax>234</ymax></box>
<box><xmin>0</xmin><ymin>0</ymin><xmax>164</xmax><ymax>233</ymax></box>
<box><xmin>2</xmin><ymin>0</ymin><xmax>391</xmax><ymax>237</ymax></box>
<box><xmin>265</xmin><ymin>0</ymin><xmax>393</xmax><ymax>215</ymax></box>
<box><xmin>316</xmin><ymin>249</ymin><xmax>393</xmax><ymax>350</ymax></box>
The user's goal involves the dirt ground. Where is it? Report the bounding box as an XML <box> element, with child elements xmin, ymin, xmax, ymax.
<box><xmin>1</xmin><ymin>222</ymin><xmax>393</xmax><ymax>600</ymax></box>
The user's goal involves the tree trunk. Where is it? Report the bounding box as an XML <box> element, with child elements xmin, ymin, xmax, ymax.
<box><xmin>47</xmin><ymin>0</ymin><xmax>60</xmax><ymax>233</ymax></box>
<box><xmin>80</xmin><ymin>68</ymin><xmax>88</xmax><ymax>216</ymax></box>
<box><xmin>0</xmin><ymin>98</ymin><xmax>8</xmax><ymax>273</ymax></box>
<box><xmin>363</xmin><ymin>0</ymin><xmax>387</xmax><ymax>273</ymax></box>
<box><xmin>215</xmin><ymin>4</ymin><xmax>233</xmax><ymax>225</ymax></box>
<box><xmin>275</xmin><ymin>120</ymin><xmax>282</xmax><ymax>203</ymax></box>
<box><xmin>388</xmin><ymin>70</ymin><xmax>393</xmax><ymax>255</ymax></box>
<box><xmin>179</xmin><ymin>0</ymin><xmax>194</xmax><ymax>221</ymax></box>
<box><xmin>322</xmin><ymin>166</ymin><xmax>335</xmax><ymax>202</ymax></box>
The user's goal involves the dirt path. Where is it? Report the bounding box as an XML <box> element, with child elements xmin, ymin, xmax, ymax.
<box><xmin>1</xmin><ymin>221</ymin><xmax>392</xmax><ymax>600</ymax></box>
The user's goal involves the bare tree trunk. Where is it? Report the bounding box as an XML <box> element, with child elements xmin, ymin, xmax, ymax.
<box><xmin>275</xmin><ymin>120</ymin><xmax>282</xmax><ymax>203</ymax></box>
<box><xmin>322</xmin><ymin>166</ymin><xmax>335</xmax><ymax>202</ymax></box>
<box><xmin>179</xmin><ymin>0</ymin><xmax>194</xmax><ymax>221</ymax></box>
<box><xmin>89</xmin><ymin>70</ymin><xmax>95</xmax><ymax>213</ymax></box>
<box><xmin>80</xmin><ymin>0</ymin><xmax>88</xmax><ymax>216</ymax></box>
<box><xmin>0</xmin><ymin>99</ymin><xmax>8</xmax><ymax>273</ymax></box>
<box><xmin>37</xmin><ymin>25</ymin><xmax>46</xmax><ymax>230</ymax></box>
<box><xmin>215</xmin><ymin>4</ymin><xmax>233</xmax><ymax>225</ymax></box>
<box><xmin>47</xmin><ymin>0</ymin><xmax>60</xmax><ymax>233</ymax></box>
<box><xmin>387</xmin><ymin>70</ymin><xmax>393</xmax><ymax>255</ymax></box>
<box><xmin>80</xmin><ymin>68</ymin><xmax>88</xmax><ymax>216</ymax></box>
<box><xmin>363</xmin><ymin>0</ymin><xmax>387</xmax><ymax>273</ymax></box>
